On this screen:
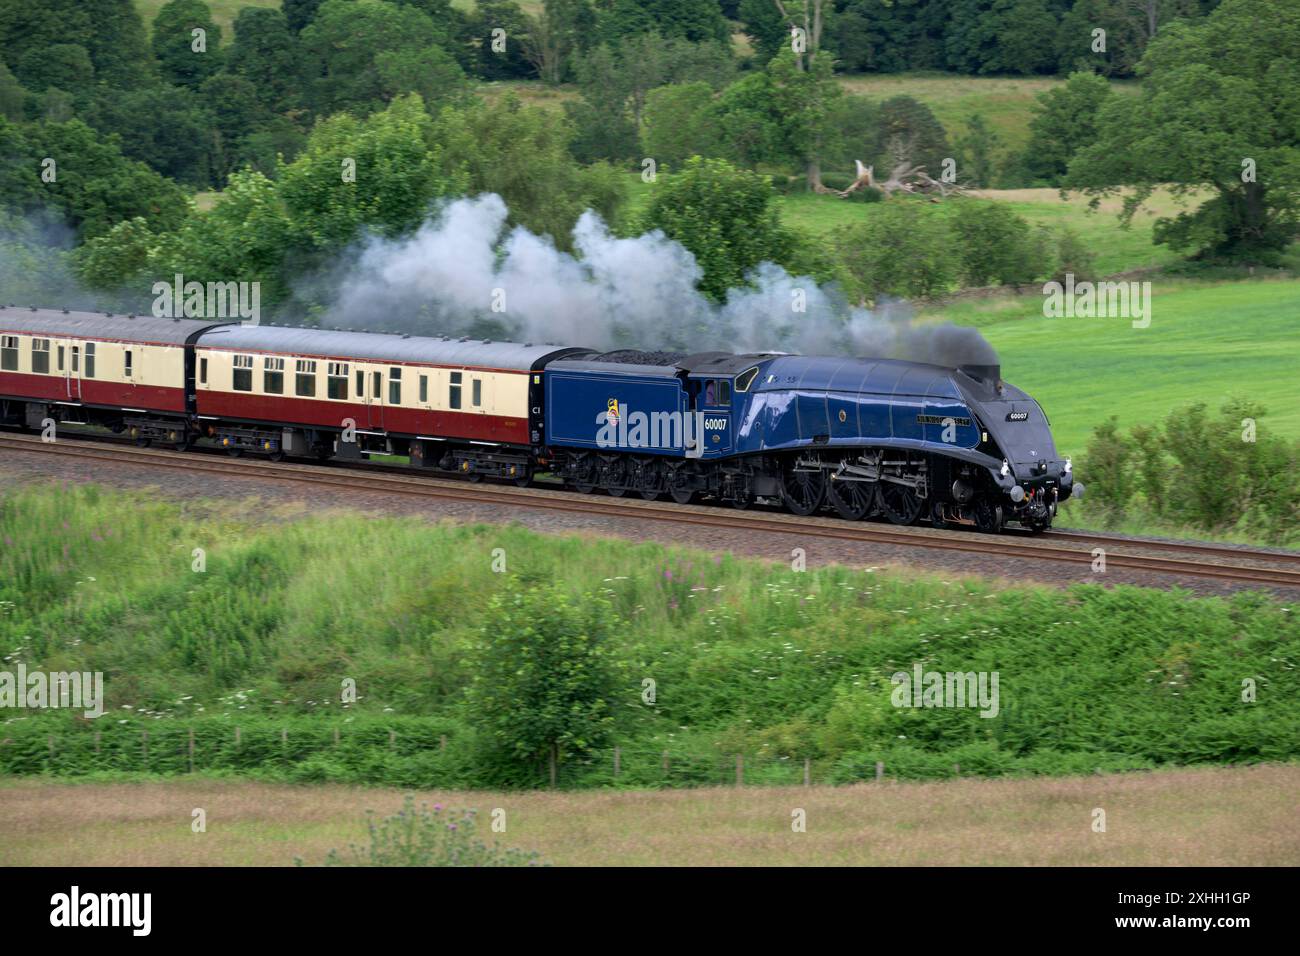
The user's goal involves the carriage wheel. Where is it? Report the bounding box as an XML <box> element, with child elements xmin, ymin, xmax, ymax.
<box><xmin>826</xmin><ymin>476</ymin><xmax>874</xmax><ymax>520</ymax></box>
<box><xmin>973</xmin><ymin>497</ymin><xmax>1004</xmax><ymax>533</ymax></box>
<box><xmin>781</xmin><ymin>465</ymin><xmax>825</xmax><ymax>516</ymax></box>
<box><xmin>879</xmin><ymin>482</ymin><xmax>923</xmax><ymax>525</ymax></box>
<box><xmin>513</xmin><ymin>467</ymin><xmax>533</xmax><ymax>488</ymax></box>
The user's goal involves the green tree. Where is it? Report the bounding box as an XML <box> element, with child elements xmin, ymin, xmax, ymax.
<box><xmin>301</xmin><ymin>0</ymin><xmax>460</xmax><ymax>116</ymax></box>
<box><xmin>433</xmin><ymin>93</ymin><xmax>626</xmax><ymax>247</ymax></box>
<box><xmin>278</xmin><ymin>94</ymin><xmax>465</xmax><ymax>252</ymax></box>
<box><xmin>14</xmin><ymin>44</ymin><xmax>95</xmax><ymax>95</ymax></box>
<box><xmin>0</xmin><ymin>117</ymin><xmax>187</xmax><ymax>239</ymax></box>
<box><xmin>84</xmin><ymin>84</ymin><xmax>217</xmax><ymax>187</ymax></box>
<box><xmin>0</xmin><ymin>0</ymin><xmax>151</xmax><ymax>90</ymax></box>
<box><xmin>873</xmin><ymin>95</ymin><xmax>951</xmax><ymax>178</ymax></box>
<box><xmin>1067</xmin><ymin>0</ymin><xmax>1300</xmax><ymax>261</ymax></box>
<box><xmin>469</xmin><ymin>0</ymin><xmax>536</xmax><ymax>80</ymax></box>
<box><xmin>463</xmin><ymin>586</ymin><xmax>619</xmax><ymax>783</ymax></box>
<box><xmin>640</xmin><ymin>155</ymin><xmax>798</xmax><ymax>300</ymax></box>
<box><xmin>0</xmin><ymin>61</ymin><xmax>25</xmax><ymax>121</ymax></box>
<box><xmin>642</xmin><ymin>82</ymin><xmax>721</xmax><ymax>168</ymax></box>
<box><xmin>954</xmin><ymin>112</ymin><xmax>1000</xmax><ymax>188</ymax></box>
<box><xmin>151</xmin><ymin>0</ymin><xmax>223</xmax><ymax>90</ymax></box>
<box><xmin>599</xmin><ymin>0</ymin><xmax>732</xmax><ymax>46</ymax></box>
<box><xmin>832</xmin><ymin>201</ymin><xmax>956</xmax><ymax>300</ymax></box>
<box><xmin>226</xmin><ymin>6</ymin><xmax>302</xmax><ymax>115</ymax></box>
<box><xmin>948</xmin><ymin>200</ymin><xmax>1047</xmax><ymax>286</ymax></box>
<box><xmin>1022</xmin><ymin>71</ymin><xmax>1113</xmax><ymax>185</ymax></box>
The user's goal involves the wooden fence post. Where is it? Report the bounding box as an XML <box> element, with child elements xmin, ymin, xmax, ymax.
<box><xmin>613</xmin><ymin>746</ymin><xmax>621</xmax><ymax>777</ymax></box>
<box><xmin>48</xmin><ymin>734</ymin><xmax>55</xmax><ymax>761</ymax></box>
<box><xmin>234</xmin><ymin>726</ymin><xmax>241</xmax><ymax>749</ymax></box>
<box><xmin>188</xmin><ymin>728</ymin><xmax>195</xmax><ymax>773</ymax></box>
<box><xmin>549</xmin><ymin>746</ymin><xmax>557</xmax><ymax>788</ymax></box>
<box><xmin>388</xmin><ymin>729</ymin><xmax>396</xmax><ymax>748</ymax></box>
<box><xmin>875</xmin><ymin>761</ymin><xmax>884</xmax><ymax>781</ymax></box>
<box><xmin>735</xmin><ymin>754</ymin><xmax>743</xmax><ymax>787</ymax></box>
<box><xmin>661</xmin><ymin>750</ymin><xmax>669</xmax><ymax>775</ymax></box>
<box><xmin>141</xmin><ymin>730</ymin><xmax>148</xmax><ymax>764</ymax></box>
<box><xmin>94</xmin><ymin>731</ymin><xmax>101</xmax><ymax>755</ymax></box>
<box><xmin>333</xmin><ymin>727</ymin><xmax>340</xmax><ymax>747</ymax></box>
<box><xmin>439</xmin><ymin>734</ymin><xmax>447</xmax><ymax>752</ymax></box>
<box><xmin>804</xmin><ymin>757</ymin><xmax>811</xmax><ymax>787</ymax></box>
<box><xmin>281</xmin><ymin>728</ymin><xmax>288</xmax><ymax>748</ymax></box>
<box><xmin>953</xmin><ymin>763</ymin><xmax>960</xmax><ymax>776</ymax></box>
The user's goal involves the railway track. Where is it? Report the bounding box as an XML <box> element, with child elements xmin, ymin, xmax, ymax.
<box><xmin>3</xmin><ymin>430</ymin><xmax>1299</xmax><ymax>590</ymax></box>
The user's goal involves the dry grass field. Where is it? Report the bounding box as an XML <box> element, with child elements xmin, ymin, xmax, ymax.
<box><xmin>3</xmin><ymin>764</ymin><xmax>1296</xmax><ymax>866</ymax></box>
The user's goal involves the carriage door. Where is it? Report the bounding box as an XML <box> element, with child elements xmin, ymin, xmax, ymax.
<box><xmin>370</xmin><ymin>369</ymin><xmax>384</xmax><ymax>430</ymax></box>
<box><xmin>69</xmin><ymin>345</ymin><xmax>81</xmax><ymax>400</ymax></box>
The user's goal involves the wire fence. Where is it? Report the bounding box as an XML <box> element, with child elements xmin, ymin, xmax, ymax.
<box><xmin>0</xmin><ymin>722</ymin><xmax>939</xmax><ymax>789</ymax></box>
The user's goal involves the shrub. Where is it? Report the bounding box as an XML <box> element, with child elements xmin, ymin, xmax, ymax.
<box><xmin>313</xmin><ymin>795</ymin><xmax>544</xmax><ymax>867</ymax></box>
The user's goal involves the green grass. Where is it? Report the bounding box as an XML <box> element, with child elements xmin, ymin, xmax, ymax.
<box><xmin>774</xmin><ymin>186</ymin><xmax>1199</xmax><ymax>276</ymax></box>
<box><xmin>2</xmin><ymin>481</ymin><xmax>1298</xmax><ymax>788</ymax></box>
<box><xmin>835</xmin><ymin>72</ymin><xmax>1139</xmax><ymax>157</ymax></box>
<box><xmin>919</xmin><ymin>276</ymin><xmax>1300</xmax><ymax>454</ymax></box>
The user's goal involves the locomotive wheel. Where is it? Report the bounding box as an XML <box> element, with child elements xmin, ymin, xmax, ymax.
<box><xmin>570</xmin><ymin>455</ymin><xmax>598</xmax><ymax>493</ymax></box>
<box><xmin>729</xmin><ymin>480</ymin><xmax>754</xmax><ymax>510</ymax></box>
<box><xmin>973</xmin><ymin>498</ymin><xmax>1004</xmax><ymax>533</ymax></box>
<box><xmin>134</xmin><ymin>433</ymin><xmax>152</xmax><ymax>449</ymax></box>
<box><xmin>466</xmin><ymin>472</ymin><xmax>484</xmax><ymax>483</ymax></box>
<box><xmin>225</xmin><ymin>446</ymin><xmax>242</xmax><ymax>458</ymax></box>
<box><xmin>267</xmin><ymin>449</ymin><xmax>285</xmax><ymax>463</ymax></box>
<box><xmin>637</xmin><ymin>459</ymin><xmax>665</xmax><ymax>500</ymax></box>
<box><xmin>667</xmin><ymin>467</ymin><xmax>696</xmax><ymax>505</ymax></box>
<box><xmin>879</xmin><ymin>482</ymin><xmax>923</xmax><ymax>525</ymax></box>
<box><xmin>826</xmin><ymin>476</ymin><xmax>874</xmax><ymax>520</ymax></box>
<box><xmin>513</xmin><ymin>467</ymin><xmax>533</xmax><ymax>488</ymax></box>
<box><xmin>781</xmin><ymin>466</ymin><xmax>826</xmax><ymax>516</ymax></box>
<box><xmin>605</xmin><ymin>459</ymin><xmax>630</xmax><ymax>497</ymax></box>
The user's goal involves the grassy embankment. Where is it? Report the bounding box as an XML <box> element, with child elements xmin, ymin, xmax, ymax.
<box><xmin>2</xmin><ymin>481</ymin><xmax>1297</xmax><ymax>789</ymax></box>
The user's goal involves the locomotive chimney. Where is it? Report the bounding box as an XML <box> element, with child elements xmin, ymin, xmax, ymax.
<box><xmin>960</xmin><ymin>363</ymin><xmax>1001</xmax><ymax>386</ymax></box>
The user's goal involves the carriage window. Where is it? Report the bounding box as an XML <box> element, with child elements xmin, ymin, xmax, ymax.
<box><xmin>471</xmin><ymin>378</ymin><xmax>482</xmax><ymax>407</ymax></box>
<box><xmin>58</xmin><ymin>346</ymin><xmax>66</xmax><ymax>372</ymax></box>
<box><xmin>233</xmin><ymin>354</ymin><xmax>254</xmax><ymax>392</ymax></box>
<box><xmin>32</xmin><ymin>339</ymin><xmax>50</xmax><ymax>374</ymax></box>
<box><xmin>0</xmin><ymin>336</ymin><xmax>16</xmax><ymax>371</ymax></box>
<box><xmin>263</xmin><ymin>357</ymin><xmax>284</xmax><ymax>394</ymax></box>
<box><xmin>295</xmin><ymin>359</ymin><xmax>317</xmax><ymax>397</ymax></box>
<box><xmin>124</xmin><ymin>350</ymin><xmax>133</xmax><ymax>377</ymax></box>
<box><xmin>71</xmin><ymin>346</ymin><xmax>79</xmax><ymax>373</ymax></box>
<box><xmin>327</xmin><ymin>362</ymin><xmax>349</xmax><ymax>400</ymax></box>
<box><xmin>449</xmin><ymin>371</ymin><xmax>462</xmax><ymax>410</ymax></box>
<box><xmin>199</xmin><ymin>356</ymin><xmax>207</xmax><ymax>384</ymax></box>
<box><xmin>387</xmin><ymin>368</ymin><xmax>401</xmax><ymax>405</ymax></box>
<box><xmin>735</xmin><ymin>367</ymin><xmax>759</xmax><ymax>393</ymax></box>
<box><xmin>355</xmin><ymin>369</ymin><xmax>364</xmax><ymax>397</ymax></box>
<box><xmin>419</xmin><ymin>375</ymin><xmax>428</xmax><ymax>403</ymax></box>
<box><xmin>371</xmin><ymin>371</ymin><xmax>380</xmax><ymax>399</ymax></box>
<box><xmin>84</xmin><ymin>343</ymin><xmax>96</xmax><ymax>378</ymax></box>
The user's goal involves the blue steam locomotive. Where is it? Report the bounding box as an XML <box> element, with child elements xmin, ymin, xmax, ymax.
<box><xmin>544</xmin><ymin>348</ymin><xmax>1076</xmax><ymax>533</ymax></box>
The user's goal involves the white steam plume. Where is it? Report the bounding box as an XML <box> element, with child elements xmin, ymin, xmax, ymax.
<box><xmin>319</xmin><ymin>193</ymin><xmax>998</xmax><ymax>366</ymax></box>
